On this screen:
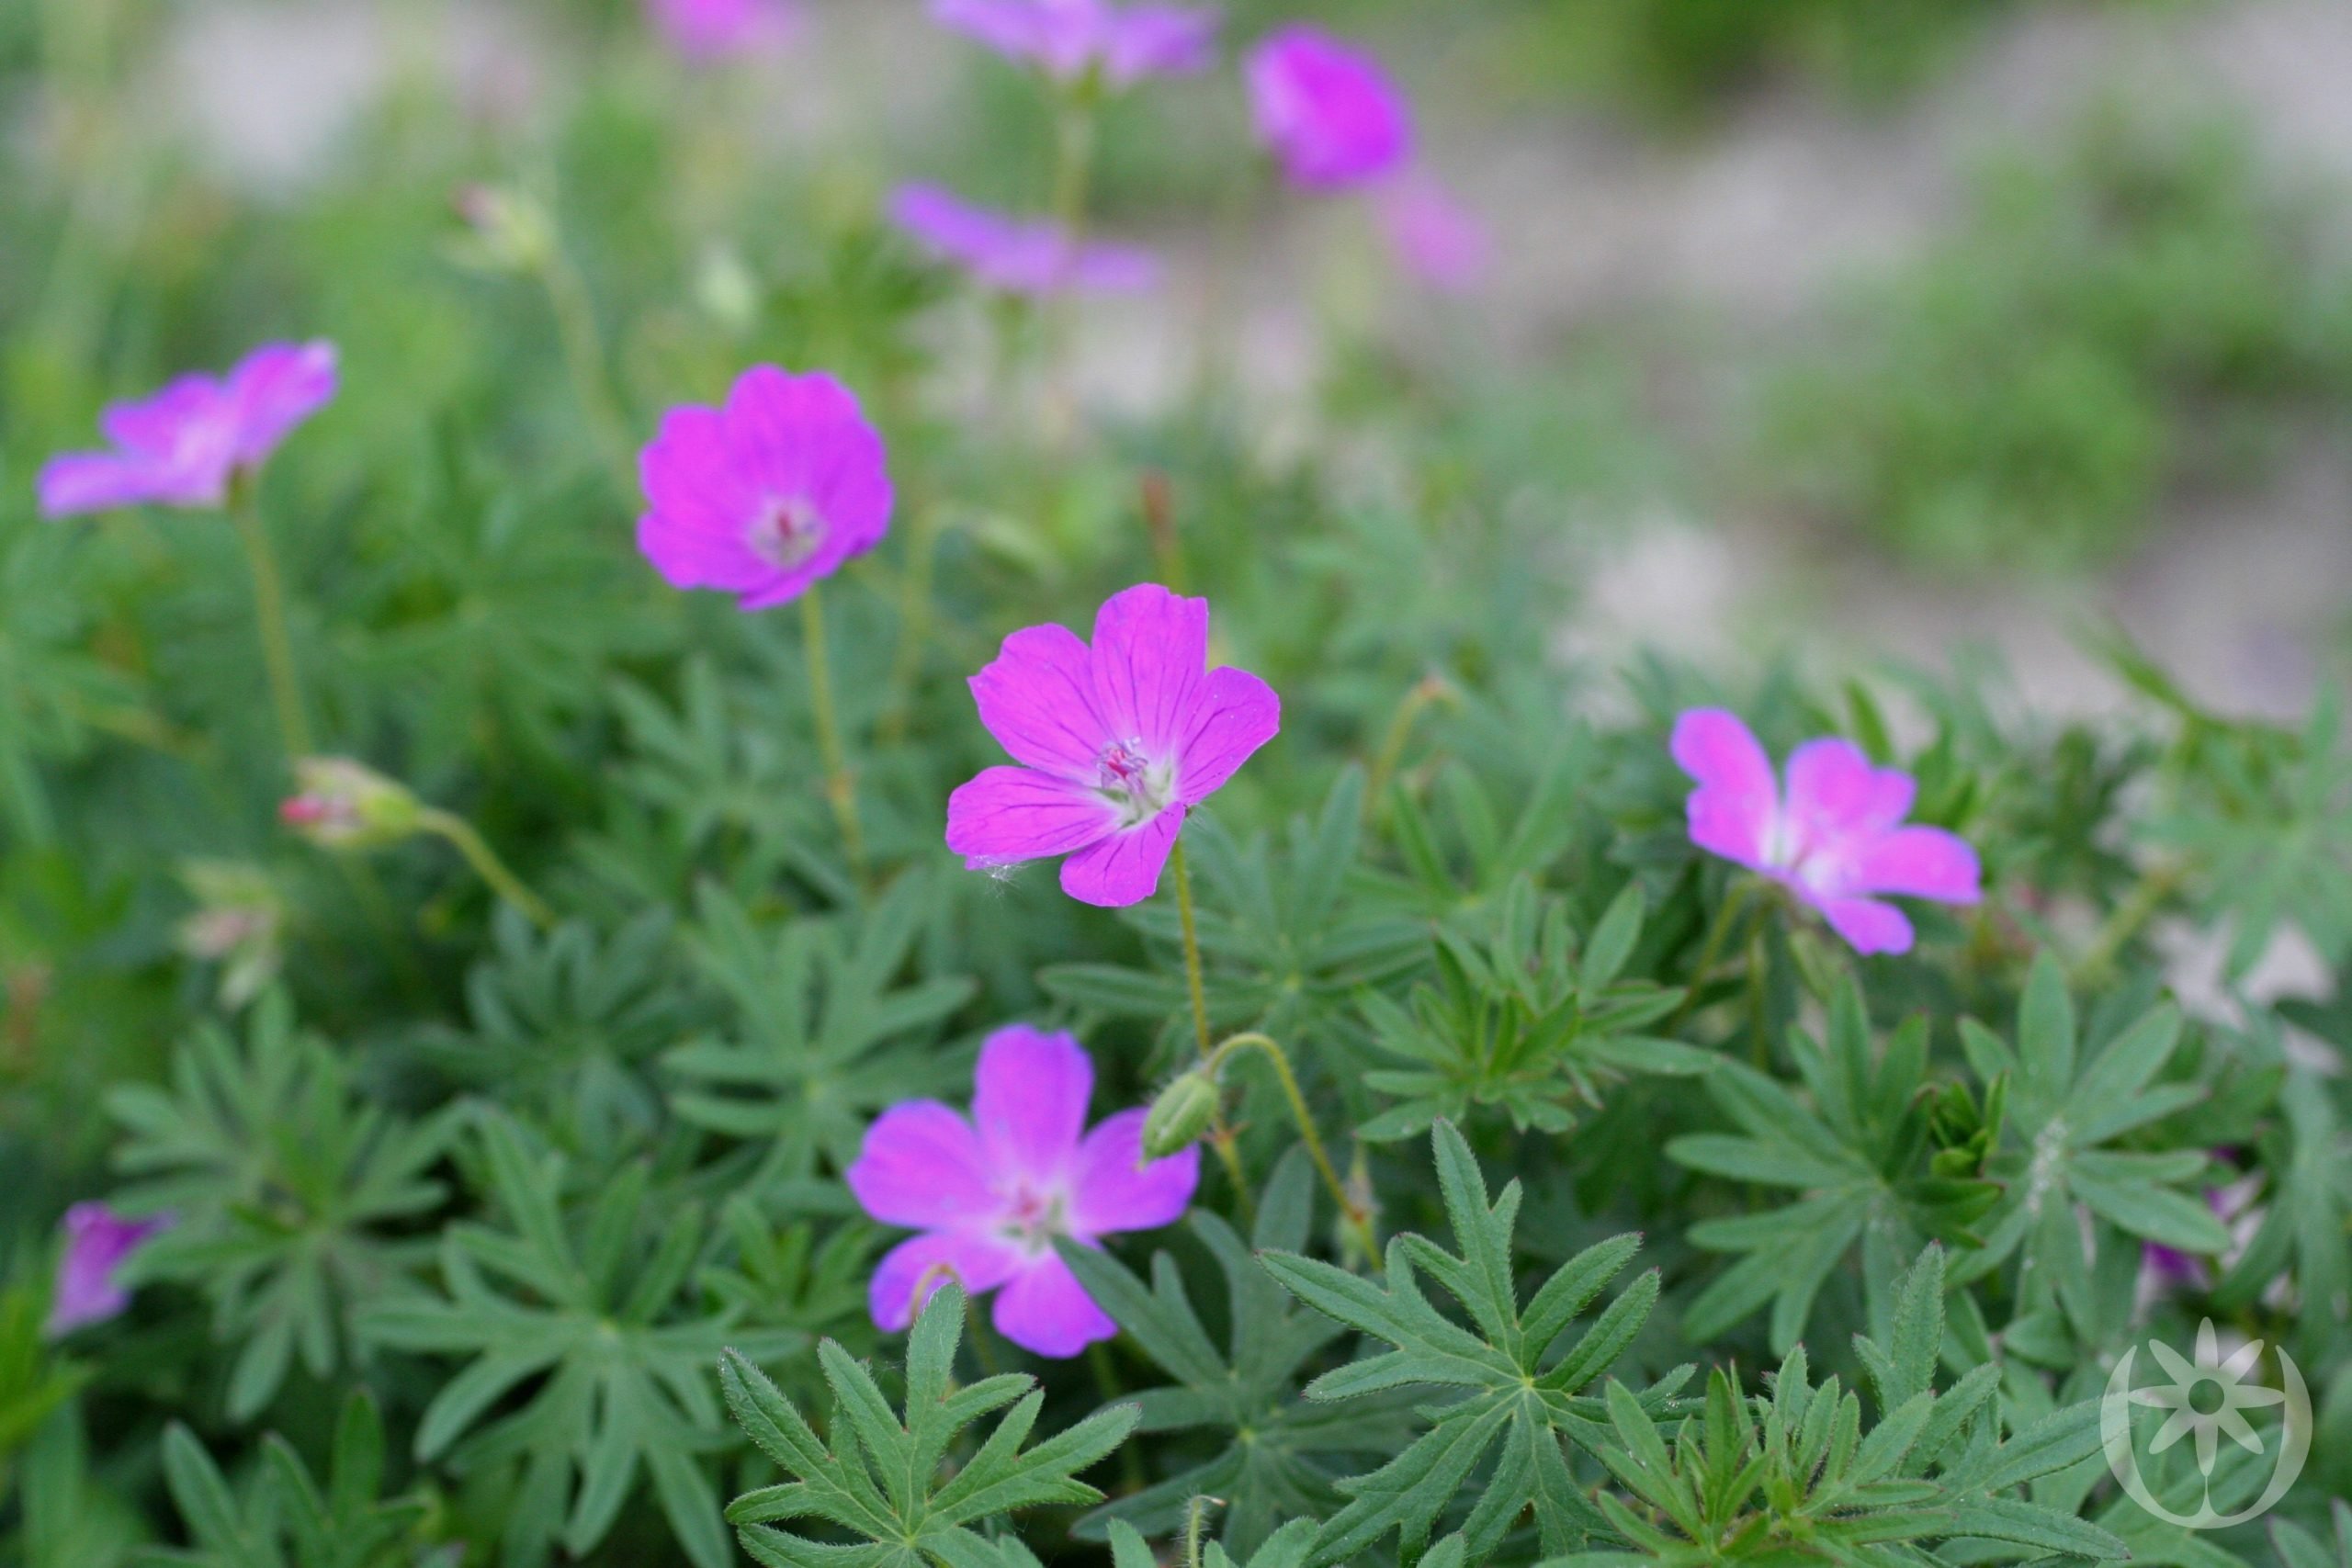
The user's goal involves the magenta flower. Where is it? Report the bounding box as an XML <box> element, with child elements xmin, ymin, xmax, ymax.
<box><xmin>48</xmin><ymin>1203</ymin><xmax>173</xmax><ymax>1337</ymax></box>
<box><xmin>946</xmin><ymin>583</ymin><xmax>1280</xmax><ymax>908</ymax></box>
<box><xmin>889</xmin><ymin>185</ymin><xmax>1160</xmax><ymax>298</ymax></box>
<box><xmin>1246</xmin><ymin>26</ymin><xmax>1412</xmax><ymax>190</ymax></box>
<box><xmin>645</xmin><ymin>0</ymin><xmax>799</xmax><ymax>61</ymax></box>
<box><xmin>37</xmin><ymin>342</ymin><xmax>338</xmax><ymax>519</ymax></box>
<box><xmin>847</xmin><ymin>1026</ymin><xmax>1198</xmax><ymax>1357</ymax></box>
<box><xmin>637</xmin><ymin>367</ymin><xmax>892</xmax><ymax>611</ymax></box>
<box><xmin>1377</xmin><ymin>175</ymin><xmax>1492</xmax><ymax>294</ymax></box>
<box><xmin>931</xmin><ymin>0</ymin><xmax>1217</xmax><ymax>88</ymax></box>
<box><xmin>1671</xmin><ymin>708</ymin><xmax>1982</xmax><ymax>956</ymax></box>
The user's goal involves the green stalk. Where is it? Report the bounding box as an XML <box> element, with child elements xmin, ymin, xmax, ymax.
<box><xmin>1170</xmin><ymin>840</ymin><xmax>1250</xmax><ymax>1214</ymax></box>
<box><xmin>802</xmin><ymin>586</ymin><xmax>870</xmax><ymax>889</ymax></box>
<box><xmin>227</xmin><ymin>482</ymin><xmax>312</xmax><ymax>761</ymax></box>
<box><xmin>539</xmin><ymin>249</ymin><xmax>637</xmax><ymax>499</ymax></box>
<box><xmin>1203</xmin><ymin>1032</ymin><xmax>1381</xmax><ymax>1268</ymax></box>
<box><xmin>420</xmin><ymin>809</ymin><xmax>557</xmax><ymax>931</ymax></box>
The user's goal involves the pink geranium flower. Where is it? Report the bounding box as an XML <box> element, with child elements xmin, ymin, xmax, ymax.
<box><xmin>1377</xmin><ymin>175</ymin><xmax>1492</xmax><ymax>294</ymax></box>
<box><xmin>1671</xmin><ymin>708</ymin><xmax>1983</xmax><ymax>956</ymax></box>
<box><xmin>847</xmin><ymin>1026</ymin><xmax>1198</xmax><ymax>1357</ymax></box>
<box><xmin>946</xmin><ymin>583</ymin><xmax>1280</xmax><ymax>908</ymax></box>
<box><xmin>48</xmin><ymin>1203</ymin><xmax>173</xmax><ymax>1337</ymax></box>
<box><xmin>931</xmin><ymin>0</ymin><xmax>1217</xmax><ymax>87</ymax></box>
<box><xmin>37</xmin><ymin>342</ymin><xmax>338</xmax><ymax>518</ymax></box>
<box><xmin>889</xmin><ymin>185</ymin><xmax>1160</xmax><ymax>297</ymax></box>
<box><xmin>637</xmin><ymin>367</ymin><xmax>893</xmax><ymax>611</ymax></box>
<box><xmin>1245</xmin><ymin>26</ymin><xmax>1412</xmax><ymax>190</ymax></box>
<box><xmin>645</xmin><ymin>0</ymin><xmax>799</xmax><ymax>61</ymax></box>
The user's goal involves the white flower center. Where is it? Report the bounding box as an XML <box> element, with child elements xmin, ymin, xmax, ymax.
<box><xmin>999</xmin><ymin>1183</ymin><xmax>1072</xmax><ymax>1257</ymax></box>
<box><xmin>1094</xmin><ymin>738</ymin><xmax>1175</xmax><ymax>827</ymax></box>
<box><xmin>744</xmin><ymin>495</ymin><xmax>826</xmax><ymax>570</ymax></box>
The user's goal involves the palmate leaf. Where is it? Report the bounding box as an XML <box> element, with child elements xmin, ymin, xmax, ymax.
<box><xmin>132</xmin><ymin>1392</ymin><xmax>426</xmax><ymax>1568</ymax></box>
<box><xmin>1260</xmin><ymin>1121</ymin><xmax>1685</xmax><ymax>1567</ymax></box>
<box><xmin>106</xmin><ymin>993</ymin><xmax>454</xmax><ymax>1420</ymax></box>
<box><xmin>1040</xmin><ymin>771</ymin><xmax>1426</xmax><ymax>1043</ymax></box>
<box><xmin>720</xmin><ymin>1284</ymin><xmax>1140</xmax><ymax>1568</ymax></box>
<box><xmin>359</xmin><ymin>1111</ymin><xmax>799</xmax><ymax>1568</ymax></box>
<box><xmin>1953</xmin><ymin>954</ymin><xmax>2226</xmax><ymax>1334</ymax></box>
<box><xmin>1666</xmin><ymin>978</ymin><xmax>2002</xmax><ymax>1350</ymax></box>
<box><xmin>1547</xmin><ymin>1247</ymin><xmax>2124</xmax><ymax>1568</ymax></box>
<box><xmin>662</xmin><ymin>874</ymin><xmax>974</xmax><ymax>1184</ymax></box>
<box><xmin>1356</xmin><ymin>878</ymin><xmax>1704</xmax><ymax>1143</ymax></box>
<box><xmin>1062</xmin><ymin>1152</ymin><xmax>1415</xmax><ymax>1552</ymax></box>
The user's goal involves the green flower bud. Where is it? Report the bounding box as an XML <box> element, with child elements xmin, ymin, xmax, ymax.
<box><xmin>280</xmin><ymin>757</ymin><xmax>424</xmax><ymax>851</ymax></box>
<box><xmin>1142</xmin><ymin>1069</ymin><xmax>1222</xmax><ymax>1161</ymax></box>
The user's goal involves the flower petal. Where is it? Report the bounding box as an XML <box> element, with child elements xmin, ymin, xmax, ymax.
<box><xmin>1810</xmin><ymin>895</ymin><xmax>1915</xmax><ymax>956</ymax></box>
<box><xmin>100</xmin><ymin>376</ymin><xmax>225</xmax><ymax>459</ymax></box>
<box><xmin>1069</xmin><ymin>1109</ymin><xmax>1198</xmax><ymax>1236</ymax></box>
<box><xmin>969</xmin><ymin>623</ymin><xmax>1107</xmax><ymax>779</ymax></box>
<box><xmin>945</xmin><ymin>766</ymin><xmax>1119</xmax><ymax>869</ymax></box>
<box><xmin>868</xmin><ymin>1231</ymin><xmax>1023</xmax><ymax>1333</ymax></box>
<box><xmin>227</xmin><ymin>341</ymin><xmax>339</xmax><ymax>466</ymax></box>
<box><xmin>991</xmin><ymin>1251</ymin><xmax>1116</xmax><ymax>1358</ymax></box>
<box><xmin>846</xmin><ymin>1102</ymin><xmax>996</xmax><ymax>1228</ymax></box>
<box><xmin>1174</xmin><ymin>666</ymin><xmax>1280</xmax><ymax>806</ymax></box>
<box><xmin>37</xmin><ymin>453</ymin><xmax>163</xmax><ymax>518</ymax></box>
<box><xmin>972</xmin><ymin>1025</ymin><xmax>1091</xmax><ymax>1181</ymax></box>
<box><xmin>1090</xmin><ymin>583</ymin><xmax>1206</xmax><ymax>761</ymax></box>
<box><xmin>1671</xmin><ymin>708</ymin><xmax>1779</xmax><ymax>870</ymax></box>
<box><xmin>1850</xmin><ymin>827</ymin><xmax>1982</xmax><ymax>905</ymax></box>
<box><xmin>1058</xmin><ymin>806</ymin><xmax>1183</xmax><ymax>908</ymax></box>
<box><xmin>1785</xmin><ymin>739</ymin><xmax>1916</xmax><ymax>847</ymax></box>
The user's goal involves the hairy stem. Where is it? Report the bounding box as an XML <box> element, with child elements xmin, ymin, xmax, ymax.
<box><xmin>227</xmin><ymin>484</ymin><xmax>313</xmax><ymax>761</ymax></box>
<box><xmin>1171</xmin><ymin>839</ymin><xmax>1251</xmax><ymax>1217</ymax></box>
<box><xmin>421</xmin><ymin>809</ymin><xmax>557</xmax><ymax>931</ymax></box>
<box><xmin>1204</xmin><ymin>1032</ymin><xmax>1382</xmax><ymax>1268</ymax></box>
<box><xmin>802</xmin><ymin>586</ymin><xmax>870</xmax><ymax>890</ymax></box>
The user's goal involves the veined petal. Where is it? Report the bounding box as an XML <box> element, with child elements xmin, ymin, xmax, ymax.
<box><xmin>1091</xmin><ymin>583</ymin><xmax>1206</xmax><ymax>761</ymax></box>
<box><xmin>1069</xmin><ymin>1109</ymin><xmax>1198</xmax><ymax>1236</ymax></box>
<box><xmin>946</xmin><ymin>767</ymin><xmax>1119</xmax><ymax>868</ymax></box>
<box><xmin>972</xmin><ymin>1026</ymin><xmax>1092</xmax><ymax>1182</ymax></box>
<box><xmin>1810</xmin><ymin>894</ymin><xmax>1915</xmax><ymax>957</ymax></box>
<box><xmin>991</xmin><ymin>1250</ymin><xmax>1116</xmax><ymax>1358</ymax></box>
<box><xmin>1785</xmin><ymin>739</ymin><xmax>1916</xmax><ymax>846</ymax></box>
<box><xmin>1174</xmin><ymin>666</ymin><xmax>1280</xmax><ymax>806</ymax></box>
<box><xmin>846</xmin><ymin>1102</ymin><xmax>997</xmax><ymax>1228</ymax></box>
<box><xmin>1849</xmin><ymin>827</ymin><xmax>1982</xmax><ymax>905</ymax></box>
<box><xmin>1058</xmin><ymin>805</ymin><xmax>1182</xmax><ymax>908</ymax></box>
<box><xmin>37</xmin><ymin>453</ymin><xmax>164</xmax><ymax>518</ymax></box>
<box><xmin>969</xmin><ymin>623</ymin><xmax>1107</xmax><ymax>778</ymax></box>
<box><xmin>227</xmin><ymin>341</ymin><xmax>338</xmax><ymax>466</ymax></box>
<box><xmin>869</xmin><ymin>1231</ymin><xmax>1022</xmax><ymax>1333</ymax></box>
<box><xmin>1671</xmin><ymin>708</ymin><xmax>1779</xmax><ymax>870</ymax></box>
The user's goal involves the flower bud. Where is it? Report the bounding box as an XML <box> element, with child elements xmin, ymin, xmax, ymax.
<box><xmin>1142</xmin><ymin>1069</ymin><xmax>1222</xmax><ymax>1161</ymax></box>
<box><xmin>280</xmin><ymin>757</ymin><xmax>424</xmax><ymax>851</ymax></box>
<box><xmin>450</xmin><ymin>184</ymin><xmax>554</xmax><ymax>274</ymax></box>
<box><xmin>175</xmin><ymin>860</ymin><xmax>286</xmax><ymax>1010</ymax></box>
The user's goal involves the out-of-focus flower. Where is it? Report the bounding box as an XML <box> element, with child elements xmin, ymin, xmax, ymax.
<box><xmin>847</xmin><ymin>1026</ymin><xmax>1197</xmax><ymax>1357</ymax></box>
<box><xmin>38</xmin><ymin>343</ymin><xmax>339</xmax><ymax>518</ymax></box>
<box><xmin>930</xmin><ymin>0</ymin><xmax>1217</xmax><ymax>88</ymax></box>
<box><xmin>2140</xmin><ymin>1169</ymin><xmax>2263</xmax><ymax>1297</ymax></box>
<box><xmin>1245</xmin><ymin>25</ymin><xmax>1411</xmax><ymax>190</ymax></box>
<box><xmin>279</xmin><ymin>758</ymin><xmax>425</xmax><ymax>851</ymax></box>
<box><xmin>49</xmin><ymin>1203</ymin><xmax>173</xmax><ymax>1337</ymax></box>
<box><xmin>175</xmin><ymin>861</ymin><xmax>287</xmax><ymax>1010</ymax></box>
<box><xmin>637</xmin><ymin>367</ymin><xmax>892</xmax><ymax>611</ymax></box>
<box><xmin>645</xmin><ymin>0</ymin><xmax>800</xmax><ymax>62</ymax></box>
<box><xmin>1671</xmin><ymin>708</ymin><xmax>1983</xmax><ymax>956</ymax></box>
<box><xmin>946</xmin><ymin>583</ymin><xmax>1280</xmax><ymax>908</ymax></box>
<box><xmin>888</xmin><ymin>184</ymin><xmax>1160</xmax><ymax>297</ymax></box>
<box><xmin>1376</xmin><ymin>175</ymin><xmax>1492</xmax><ymax>294</ymax></box>
<box><xmin>451</xmin><ymin>184</ymin><xmax>555</xmax><ymax>275</ymax></box>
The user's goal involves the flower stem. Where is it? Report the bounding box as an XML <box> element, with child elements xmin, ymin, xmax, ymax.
<box><xmin>878</xmin><ymin>500</ymin><xmax>941</xmax><ymax>747</ymax></box>
<box><xmin>1665</xmin><ymin>877</ymin><xmax>1758</xmax><ymax>1030</ymax></box>
<box><xmin>1041</xmin><ymin>88</ymin><xmax>1099</xmax><ymax>446</ymax></box>
<box><xmin>227</xmin><ymin>483</ymin><xmax>313</xmax><ymax>761</ymax></box>
<box><xmin>539</xmin><ymin>249</ymin><xmax>637</xmax><ymax>499</ymax></box>
<box><xmin>420</xmin><ymin>809</ymin><xmax>557</xmax><ymax>931</ymax></box>
<box><xmin>1204</xmin><ymin>1032</ymin><xmax>1381</xmax><ymax>1267</ymax></box>
<box><xmin>1364</xmin><ymin>672</ymin><xmax>1456</xmax><ymax>819</ymax></box>
<box><xmin>802</xmin><ymin>586</ymin><xmax>869</xmax><ymax>889</ymax></box>
<box><xmin>1170</xmin><ymin>838</ymin><xmax>1214</xmax><ymax>1057</ymax></box>
<box><xmin>2075</xmin><ymin>862</ymin><xmax>2186</xmax><ymax>987</ymax></box>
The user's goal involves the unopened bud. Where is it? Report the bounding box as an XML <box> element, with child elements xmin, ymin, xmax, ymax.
<box><xmin>450</xmin><ymin>184</ymin><xmax>553</xmax><ymax>274</ymax></box>
<box><xmin>175</xmin><ymin>861</ymin><xmax>286</xmax><ymax>1010</ymax></box>
<box><xmin>280</xmin><ymin>757</ymin><xmax>424</xmax><ymax>850</ymax></box>
<box><xmin>694</xmin><ymin>245</ymin><xmax>763</xmax><ymax>336</ymax></box>
<box><xmin>1142</xmin><ymin>1069</ymin><xmax>1222</xmax><ymax>1161</ymax></box>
